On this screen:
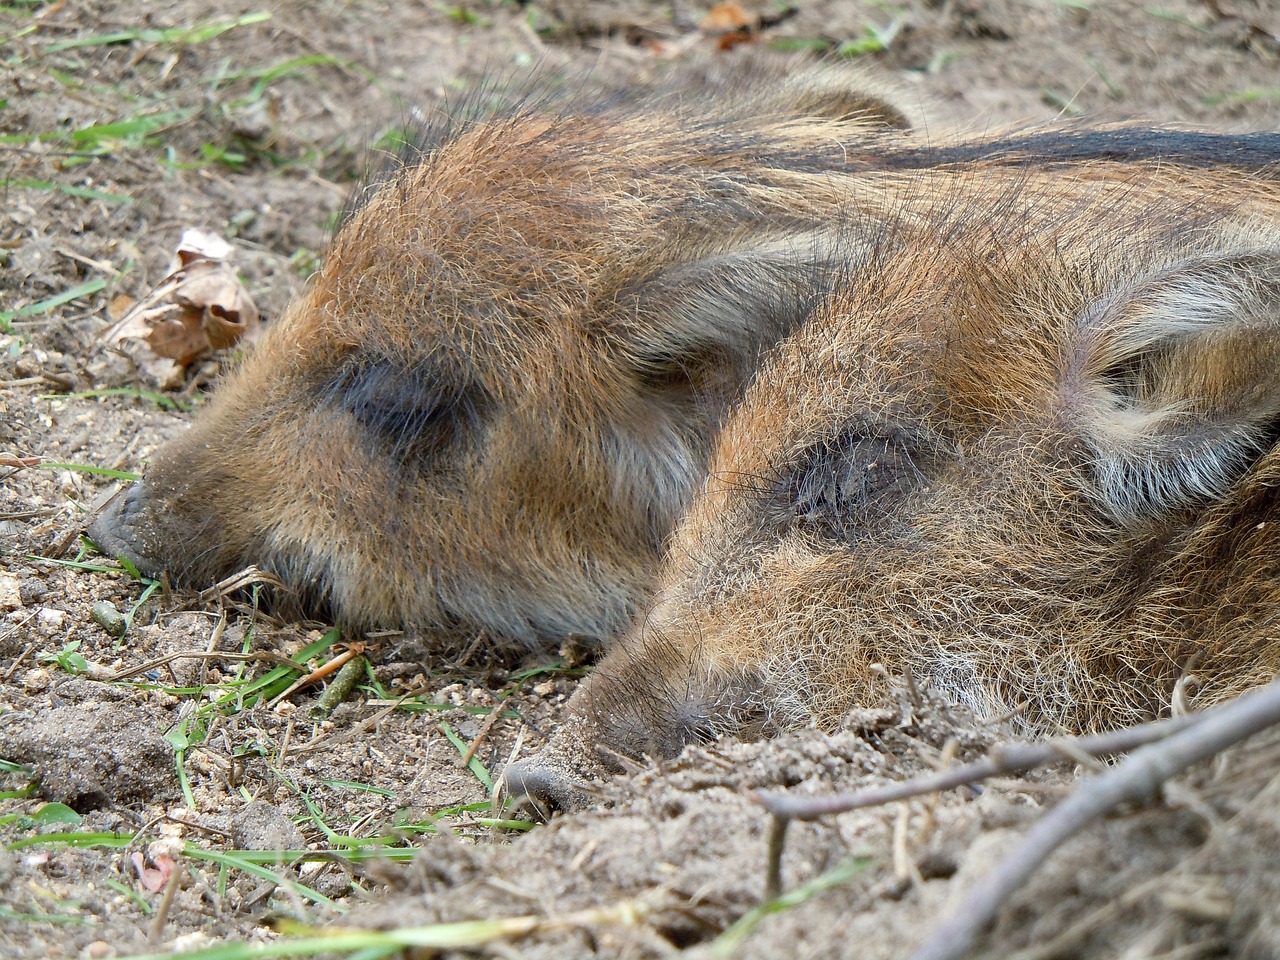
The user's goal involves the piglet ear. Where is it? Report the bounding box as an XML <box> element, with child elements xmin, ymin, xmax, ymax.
<box><xmin>774</xmin><ymin>65</ymin><xmax>915</xmax><ymax>129</ymax></box>
<box><xmin>1067</xmin><ymin>250</ymin><xmax>1280</xmax><ymax>522</ymax></box>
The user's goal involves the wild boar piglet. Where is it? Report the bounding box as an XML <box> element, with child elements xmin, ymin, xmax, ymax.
<box><xmin>506</xmin><ymin>163</ymin><xmax>1280</xmax><ymax>811</ymax></box>
<box><xmin>87</xmin><ymin>63</ymin><xmax>917</xmax><ymax>650</ymax></box>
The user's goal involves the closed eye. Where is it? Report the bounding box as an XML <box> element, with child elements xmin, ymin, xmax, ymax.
<box><xmin>784</xmin><ymin>429</ymin><xmax>927</xmax><ymax>539</ymax></box>
<box><xmin>334</xmin><ymin>358</ymin><xmax>488</xmax><ymax>464</ymax></box>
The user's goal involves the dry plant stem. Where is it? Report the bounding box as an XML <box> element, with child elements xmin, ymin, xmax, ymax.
<box><xmin>909</xmin><ymin>680</ymin><xmax>1280</xmax><ymax>960</ymax></box>
<box><xmin>754</xmin><ymin>711</ymin><xmax>1204</xmax><ymax>821</ymax></box>
<box><xmin>462</xmin><ymin>696</ymin><xmax>508</xmax><ymax>766</ymax></box>
<box><xmin>764</xmin><ymin>815</ymin><xmax>790</xmax><ymax>900</ymax></box>
<box><xmin>267</xmin><ymin>646</ymin><xmax>362</xmax><ymax>708</ymax></box>
<box><xmin>105</xmin><ymin>649</ymin><xmax>306</xmax><ymax>681</ymax></box>
<box><xmin>756</xmin><ymin>711</ymin><xmax>1206</xmax><ymax>901</ymax></box>
<box><xmin>147</xmin><ymin>859</ymin><xmax>183</xmax><ymax>945</ymax></box>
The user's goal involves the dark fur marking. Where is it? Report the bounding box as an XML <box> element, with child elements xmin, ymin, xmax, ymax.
<box><xmin>870</xmin><ymin>129</ymin><xmax>1280</xmax><ymax>174</ymax></box>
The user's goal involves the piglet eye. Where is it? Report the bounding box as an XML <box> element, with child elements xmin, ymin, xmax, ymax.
<box><xmin>788</xmin><ymin>431</ymin><xmax>922</xmax><ymax>538</ymax></box>
<box><xmin>335</xmin><ymin>359</ymin><xmax>487</xmax><ymax>464</ymax></box>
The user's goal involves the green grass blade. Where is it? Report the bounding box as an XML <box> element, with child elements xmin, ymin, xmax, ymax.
<box><xmin>44</xmin><ymin>12</ymin><xmax>272</xmax><ymax>51</ymax></box>
<box><xmin>439</xmin><ymin>721</ymin><xmax>493</xmax><ymax>791</ymax></box>
<box><xmin>0</xmin><ymin>179</ymin><xmax>134</xmax><ymax>204</ymax></box>
<box><xmin>54</xmin><ymin>388</ymin><xmax>191</xmax><ymax>412</ymax></box>
<box><xmin>0</xmin><ymin>278</ymin><xmax>108</xmax><ymax>329</ymax></box>
<box><xmin>37</xmin><ymin>462</ymin><xmax>143</xmax><ymax>481</ymax></box>
<box><xmin>708</xmin><ymin>856</ymin><xmax>872</xmax><ymax>958</ymax></box>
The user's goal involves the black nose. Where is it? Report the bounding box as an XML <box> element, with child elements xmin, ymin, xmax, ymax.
<box><xmin>500</xmin><ymin>756</ymin><xmax>595</xmax><ymax>821</ymax></box>
<box><xmin>86</xmin><ymin>483</ymin><xmax>159</xmax><ymax>576</ymax></box>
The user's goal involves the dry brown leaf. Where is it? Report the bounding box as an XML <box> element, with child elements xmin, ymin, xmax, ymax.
<box><xmin>107</xmin><ymin>293</ymin><xmax>135</xmax><ymax>322</ymax></box>
<box><xmin>102</xmin><ymin>227</ymin><xmax>260</xmax><ymax>369</ymax></box>
<box><xmin>699</xmin><ymin>2</ymin><xmax>761</xmax><ymax>50</ymax></box>
<box><xmin>699</xmin><ymin>1</ymin><xmax>757</xmax><ymax>33</ymax></box>
<box><xmin>0</xmin><ymin>454</ymin><xmax>41</xmax><ymax>468</ymax></box>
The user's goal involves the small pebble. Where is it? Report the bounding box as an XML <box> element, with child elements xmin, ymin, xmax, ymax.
<box><xmin>36</xmin><ymin>607</ymin><xmax>66</xmax><ymax>636</ymax></box>
<box><xmin>0</xmin><ymin>575</ymin><xmax>20</xmax><ymax>611</ymax></box>
<box><xmin>90</xmin><ymin>600</ymin><xmax>126</xmax><ymax>638</ymax></box>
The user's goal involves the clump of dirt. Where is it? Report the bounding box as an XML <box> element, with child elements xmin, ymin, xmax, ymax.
<box><xmin>2</xmin><ymin>1</ymin><xmax>1279</xmax><ymax>958</ymax></box>
<box><xmin>352</xmin><ymin>693</ymin><xmax>1280</xmax><ymax>958</ymax></box>
<box><xmin>0</xmin><ymin>690</ymin><xmax>175</xmax><ymax>809</ymax></box>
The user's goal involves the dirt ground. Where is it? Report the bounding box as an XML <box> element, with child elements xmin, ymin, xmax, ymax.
<box><xmin>2</xmin><ymin>1</ymin><xmax>1279</xmax><ymax>958</ymax></box>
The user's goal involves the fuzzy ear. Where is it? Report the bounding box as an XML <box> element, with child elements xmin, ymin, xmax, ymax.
<box><xmin>1066</xmin><ymin>250</ymin><xmax>1280</xmax><ymax>521</ymax></box>
<box><xmin>615</xmin><ymin>229</ymin><xmax>858</xmax><ymax>403</ymax></box>
<box><xmin>774</xmin><ymin>65</ymin><xmax>915</xmax><ymax>129</ymax></box>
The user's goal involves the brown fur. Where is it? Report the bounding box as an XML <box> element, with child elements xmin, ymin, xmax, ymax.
<box><xmin>88</xmin><ymin>63</ymin><xmax>923</xmax><ymax>649</ymax></box>
<box><xmin>504</xmin><ymin>163</ymin><xmax>1280</xmax><ymax>811</ymax></box>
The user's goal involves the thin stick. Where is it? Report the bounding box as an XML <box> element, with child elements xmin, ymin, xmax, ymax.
<box><xmin>105</xmin><ymin>648</ymin><xmax>306</xmax><ymax>681</ymax></box>
<box><xmin>266</xmin><ymin>646</ymin><xmax>362</xmax><ymax>709</ymax></box>
<box><xmin>909</xmin><ymin>681</ymin><xmax>1280</xmax><ymax>960</ymax></box>
<box><xmin>754</xmin><ymin>710</ymin><xmax>1204</xmax><ymax>821</ymax></box>
<box><xmin>763</xmin><ymin>815</ymin><xmax>790</xmax><ymax>900</ymax></box>
<box><xmin>462</xmin><ymin>697</ymin><xmax>509</xmax><ymax>767</ymax></box>
<box><xmin>147</xmin><ymin>858</ymin><xmax>183</xmax><ymax>945</ymax></box>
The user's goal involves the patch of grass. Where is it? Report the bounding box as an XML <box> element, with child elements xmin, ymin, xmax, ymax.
<box><xmin>69</xmin><ymin>110</ymin><xmax>196</xmax><ymax>154</ymax></box>
<box><xmin>1084</xmin><ymin>55</ymin><xmax>1123</xmax><ymax>99</ymax></box>
<box><xmin>1144</xmin><ymin>7</ymin><xmax>1209</xmax><ymax>31</ymax></box>
<box><xmin>836</xmin><ymin>18</ymin><xmax>902</xmax><ymax>58</ymax></box>
<box><xmin>0</xmin><ymin>277</ymin><xmax>109</xmax><ymax>333</ymax></box>
<box><xmin>290</xmin><ymin>247</ymin><xmax>324</xmax><ymax>278</ymax></box>
<box><xmin>29</xmin><ymin>802</ymin><xmax>83</xmax><ymax>826</ymax></box>
<box><xmin>766</xmin><ymin>36</ymin><xmax>833</xmax><ymax>53</ymax></box>
<box><xmin>53</xmin><ymin>387</ymin><xmax>193</xmax><ymax>413</ymax></box>
<box><xmin>165</xmin><ymin>710</ymin><xmax>207</xmax><ymax>810</ymax></box>
<box><xmin>214</xmin><ymin>54</ymin><xmax>358</xmax><ymax>109</ymax></box>
<box><xmin>439</xmin><ymin>721</ymin><xmax>494</xmax><ymax>791</ymax></box>
<box><xmin>38</xmin><ymin>543</ymin><xmax>161</xmax><ymax>638</ymax></box>
<box><xmin>199</xmin><ymin>142</ymin><xmax>250</xmax><ymax>169</ymax></box>
<box><xmin>0</xmin><ymin>761</ymin><xmax>37</xmax><ymax>803</ymax></box>
<box><xmin>145</xmin><ymin>628</ymin><xmax>345</xmax><ymax>809</ymax></box>
<box><xmin>36</xmin><ymin>461</ymin><xmax>142</xmax><ymax>481</ymax></box>
<box><xmin>0</xmin><ymin>906</ymin><xmax>94</xmax><ymax>925</ymax></box>
<box><xmin>0</xmin><ymin>178</ymin><xmax>134</xmax><ymax>204</ymax></box>
<box><xmin>104</xmin><ymin>878</ymin><xmax>153</xmax><ymax>914</ymax></box>
<box><xmin>36</xmin><ymin>553</ymin><xmax>144</xmax><ymax>576</ymax></box>
<box><xmin>4</xmin><ymin>830</ymin><xmax>338</xmax><ymax>910</ymax></box>
<box><xmin>42</xmin><ymin>12</ymin><xmax>272</xmax><ymax>52</ymax></box>
<box><xmin>439</xmin><ymin>3</ymin><xmax>491</xmax><ymax>27</ymax></box>
<box><xmin>1041</xmin><ymin>87</ymin><xmax>1084</xmax><ymax>114</ymax></box>
<box><xmin>708</xmin><ymin>856</ymin><xmax>874</xmax><ymax>957</ymax></box>
<box><xmin>187</xmin><ymin>846</ymin><xmax>338</xmax><ymax>908</ymax></box>
<box><xmin>110</xmin><ymin>897</ymin><xmax>658</xmax><ymax>959</ymax></box>
<box><xmin>1203</xmin><ymin>88</ymin><xmax>1280</xmax><ymax>106</ymax></box>
<box><xmin>318</xmin><ymin>778</ymin><xmax>396</xmax><ymax>798</ymax></box>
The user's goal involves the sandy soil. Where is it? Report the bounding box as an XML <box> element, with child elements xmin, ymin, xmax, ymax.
<box><xmin>2</xmin><ymin>1</ymin><xmax>1279</xmax><ymax>957</ymax></box>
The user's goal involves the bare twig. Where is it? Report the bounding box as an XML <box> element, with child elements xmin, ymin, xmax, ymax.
<box><xmin>266</xmin><ymin>644</ymin><xmax>364</xmax><ymax>708</ymax></box>
<box><xmin>909</xmin><ymin>680</ymin><xmax>1280</xmax><ymax>960</ymax></box>
<box><xmin>195</xmin><ymin>565</ymin><xmax>283</xmax><ymax>605</ymax></box>
<box><xmin>104</xmin><ymin>648</ymin><xmax>306</xmax><ymax>681</ymax></box>
<box><xmin>763</xmin><ymin>815</ymin><xmax>790</xmax><ymax>900</ymax></box>
<box><xmin>462</xmin><ymin>696</ymin><xmax>510</xmax><ymax>767</ymax></box>
<box><xmin>754</xmin><ymin>711</ymin><xmax>1203</xmax><ymax>821</ymax></box>
<box><xmin>757</xmin><ymin>716</ymin><xmax>1198</xmax><ymax>891</ymax></box>
<box><xmin>147</xmin><ymin>856</ymin><xmax>183</xmax><ymax>945</ymax></box>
